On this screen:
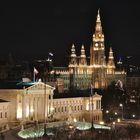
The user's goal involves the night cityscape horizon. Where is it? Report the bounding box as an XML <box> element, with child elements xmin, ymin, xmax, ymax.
<box><xmin>0</xmin><ymin>1</ymin><xmax>140</xmax><ymax>66</ymax></box>
<box><xmin>0</xmin><ymin>2</ymin><xmax>140</xmax><ymax>140</ymax></box>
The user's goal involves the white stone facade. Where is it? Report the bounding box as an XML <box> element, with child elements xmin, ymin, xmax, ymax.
<box><xmin>0</xmin><ymin>81</ymin><xmax>102</xmax><ymax>126</ymax></box>
<box><xmin>51</xmin><ymin>93</ymin><xmax>102</xmax><ymax>123</ymax></box>
<box><xmin>0</xmin><ymin>100</ymin><xmax>9</xmax><ymax>125</ymax></box>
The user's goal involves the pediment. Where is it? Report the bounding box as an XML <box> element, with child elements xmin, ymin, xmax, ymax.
<box><xmin>93</xmin><ymin>92</ymin><xmax>102</xmax><ymax>98</ymax></box>
<box><xmin>26</xmin><ymin>82</ymin><xmax>55</xmax><ymax>91</ymax></box>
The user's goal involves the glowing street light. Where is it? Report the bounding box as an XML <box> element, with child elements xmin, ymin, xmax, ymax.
<box><xmin>120</xmin><ymin>103</ymin><xmax>124</xmax><ymax>120</ymax></box>
<box><xmin>132</xmin><ymin>114</ymin><xmax>135</xmax><ymax>118</ymax></box>
<box><xmin>115</xmin><ymin>112</ymin><xmax>118</xmax><ymax>115</ymax></box>
<box><xmin>113</xmin><ymin>122</ymin><xmax>115</xmax><ymax>125</ymax></box>
<box><xmin>117</xmin><ymin>118</ymin><xmax>121</xmax><ymax>122</ymax></box>
<box><xmin>106</xmin><ymin>110</ymin><xmax>109</xmax><ymax>114</ymax></box>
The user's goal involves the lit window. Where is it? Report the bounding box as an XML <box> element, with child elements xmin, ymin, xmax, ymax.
<box><xmin>95</xmin><ymin>43</ymin><xmax>98</xmax><ymax>47</ymax></box>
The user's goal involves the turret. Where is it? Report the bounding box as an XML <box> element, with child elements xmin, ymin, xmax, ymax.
<box><xmin>69</xmin><ymin>44</ymin><xmax>77</xmax><ymax>66</ymax></box>
<box><xmin>95</xmin><ymin>9</ymin><xmax>102</xmax><ymax>33</ymax></box>
<box><xmin>79</xmin><ymin>45</ymin><xmax>87</xmax><ymax>65</ymax></box>
<box><xmin>107</xmin><ymin>47</ymin><xmax>115</xmax><ymax>74</ymax></box>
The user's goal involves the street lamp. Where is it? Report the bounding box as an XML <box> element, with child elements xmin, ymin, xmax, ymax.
<box><xmin>119</xmin><ymin>103</ymin><xmax>124</xmax><ymax>120</ymax></box>
<box><xmin>105</xmin><ymin>110</ymin><xmax>109</xmax><ymax>122</ymax></box>
<box><xmin>132</xmin><ymin>114</ymin><xmax>135</xmax><ymax>118</ymax></box>
<box><xmin>106</xmin><ymin>110</ymin><xmax>109</xmax><ymax>114</ymax></box>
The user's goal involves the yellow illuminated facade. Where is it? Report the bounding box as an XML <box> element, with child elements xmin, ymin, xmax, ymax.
<box><xmin>55</xmin><ymin>10</ymin><xmax>126</xmax><ymax>90</ymax></box>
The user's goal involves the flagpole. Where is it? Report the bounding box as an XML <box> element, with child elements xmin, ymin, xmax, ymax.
<box><xmin>33</xmin><ymin>68</ymin><xmax>35</xmax><ymax>82</ymax></box>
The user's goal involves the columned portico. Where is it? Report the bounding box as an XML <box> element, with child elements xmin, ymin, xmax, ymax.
<box><xmin>18</xmin><ymin>82</ymin><xmax>55</xmax><ymax>122</ymax></box>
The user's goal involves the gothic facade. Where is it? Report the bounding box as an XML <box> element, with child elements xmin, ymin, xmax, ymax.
<box><xmin>55</xmin><ymin>10</ymin><xmax>126</xmax><ymax>91</ymax></box>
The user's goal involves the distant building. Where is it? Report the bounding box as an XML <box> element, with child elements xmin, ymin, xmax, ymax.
<box><xmin>126</xmin><ymin>76</ymin><xmax>140</xmax><ymax>89</ymax></box>
<box><xmin>55</xmin><ymin>10</ymin><xmax>126</xmax><ymax>91</ymax></box>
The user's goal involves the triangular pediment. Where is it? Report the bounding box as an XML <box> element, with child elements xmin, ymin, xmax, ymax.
<box><xmin>25</xmin><ymin>81</ymin><xmax>55</xmax><ymax>91</ymax></box>
<box><xmin>93</xmin><ymin>92</ymin><xmax>102</xmax><ymax>98</ymax></box>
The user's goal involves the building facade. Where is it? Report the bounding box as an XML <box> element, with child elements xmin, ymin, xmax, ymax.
<box><xmin>52</xmin><ymin>93</ymin><xmax>102</xmax><ymax>123</ymax></box>
<box><xmin>0</xmin><ymin>99</ymin><xmax>9</xmax><ymax>126</ymax></box>
<box><xmin>0</xmin><ymin>81</ymin><xmax>102</xmax><ymax>126</ymax></box>
<box><xmin>0</xmin><ymin>82</ymin><xmax>54</xmax><ymax>125</ymax></box>
<box><xmin>55</xmin><ymin>10</ymin><xmax>126</xmax><ymax>91</ymax></box>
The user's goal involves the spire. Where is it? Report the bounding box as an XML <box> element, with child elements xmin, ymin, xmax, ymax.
<box><xmin>96</xmin><ymin>9</ymin><xmax>101</xmax><ymax>23</ymax></box>
<box><xmin>69</xmin><ymin>44</ymin><xmax>77</xmax><ymax>66</ymax></box>
<box><xmin>95</xmin><ymin>8</ymin><xmax>102</xmax><ymax>33</ymax></box>
<box><xmin>79</xmin><ymin>45</ymin><xmax>87</xmax><ymax>65</ymax></box>
<box><xmin>108</xmin><ymin>47</ymin><xmax>113</xmax><ymax>59</ymax></box>
<box><xmin>71</xmin><ymin>44</ymin><xmax>76</xmax><ymax>57</ymax></box>
<box><xmin>80</xmin><ymin>45</ymin><xmax>86</xmax><ymax>58</ymax></box>
<box><xmin>107</xmin><ymin>47</ymin><xmax>115</xmax><ymax>74</ymax></box>
<box><xmin>117</xmin><ymin>57</ymin><xmax>123</xmax><ymax>65</ymax></box>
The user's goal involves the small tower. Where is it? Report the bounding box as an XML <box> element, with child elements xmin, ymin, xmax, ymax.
<box><xmin>69</xmin><ymin>44</ymin><xmax>77</xmax><ymax>89</ymax></box>
<box><xmin>90</xmin><ymin>9</ymin><xmax>105</xmax><ymax>66</ymax></box>
<box><xmin>90</xmin><ymin>9</ymin><xmax>106</xmax><ymax>89</ymax></box>
<box><xmin>79</xmin><ymin>45</ymin><xmax>87</xmax><ymax>65</ymax></box>
<box><xmin>69</xmin><ymin>44</ymin><xmax>77</xmax><ymax>66</ymax></box>
<box><xmin>117</xmin><ymin>57</ymin><xmax>123</xmax><ymax>71</ymax></box>
<box><xmin>107</xmin><ymin>47</ymin><xmax>115</xmax><ymax>74</ymax></box>
<box><xmin>95</xmin><ymin>9</ymin><xmax>102</xmax><ymax>33</ymax></box>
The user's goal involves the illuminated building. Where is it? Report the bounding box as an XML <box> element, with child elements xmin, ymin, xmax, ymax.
<box><xmin>55</xmin><ymin>10</ymin><xmax>126</xmax><ymax>91</ymax></box>
<box><xmin>0</xmin><ymin>99</ymin><xmax>9</xmax><ymax>125</ymax></box>
<box><xmin>0</xmin><ymin>81</ymin><xmax>102</xmax><ymax>126</ymax></box>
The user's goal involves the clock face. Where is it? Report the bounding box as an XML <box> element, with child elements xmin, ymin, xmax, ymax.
<box><xmin>98</xmin><ymin>34</ymin><xmax>101</xmax><ymax>37</ymax></box>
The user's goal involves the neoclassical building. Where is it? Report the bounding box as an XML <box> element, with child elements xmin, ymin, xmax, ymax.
<box><xmin>0</xmin><ymin>81</ymin><xmax>54</xmax><ymax>126</ymax></box>
<box><xmin>55</xmin><ymin>10</ymin><xmax>126</xmax><ymax>91</ymax></box>
<box><xmin>0</xmin><ymin>81</ymin><xmax>102</xmax><ymax>127</ymax></box>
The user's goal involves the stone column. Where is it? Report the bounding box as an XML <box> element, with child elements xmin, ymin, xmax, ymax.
<box><xmin>34</xmin><ymin>97</ymin><xmax>37</xmax><ymax>120</ymax></box>
<box><xmin>30</xmin><ymin>96</ymin><xmax>34</xmax><ymax>120</ymax></box>
<box><xmin>29</xmin><ymin>96</ymin><xmax>31</xmax><ymax>120</ymax></box>
<box><xmin>22</xmin><ymin>93</ymin><xmax>25</xmax><ymax>121</ymax></box>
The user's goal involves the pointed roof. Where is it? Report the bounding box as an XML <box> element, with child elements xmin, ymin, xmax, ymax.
<box><xmin>108</xmin><ymin>47</ymin><xmax>114</xmax><ymax>59</ymax></box>
<box><xmin>71</xmin><ymin>44</ymin><xmax>77</xmax><ymax>57</ymax></box>
<box><xmin>94</xmin><ymin>8</ymin><xmax>102</xmax><ymax>34</ymax></box>
<box><xmin>93</xmin><ymin>92</ymin><xmax>102</xmax><ymax>98</ymax></box>
<box><xmin>96</xmin><ymin>9</ymin><xmax>101</xmax><ymax>23</ymax></box>
<box><xmin>80</xmin><ymin>45</ymin><xmax>86</xmax><ymax>58</ymax></box>
<box><xmin>26</xmin><ymin>81</ymin><xmax>55</xmax><ymax>91</ymax></box>
<box><xmin>109</xmin><ymin>47</ymin><xmax>113</xmax><ymax>53</ymax></box>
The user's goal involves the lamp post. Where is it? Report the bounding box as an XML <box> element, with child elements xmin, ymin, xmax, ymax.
<box><xmin>106</xmin><ymin>110</ymin><xmax>109</xmax><ymax>122</ymax></box>
<box><xmin>119</xmin><ymin>104</ymin><xmax>124</xmax><ymax>120</ymax></box>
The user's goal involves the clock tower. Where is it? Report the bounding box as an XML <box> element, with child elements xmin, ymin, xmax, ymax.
<box><xmin>90</xmin><ymin>9</ymin><xmax>106</xmax><ymax>88</ymax></box>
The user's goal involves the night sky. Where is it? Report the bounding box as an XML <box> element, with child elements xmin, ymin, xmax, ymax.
<box><xmin>0</xmin><ymin>1</ymin><xmax>140</xmax><ymax>66</ymax></box>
